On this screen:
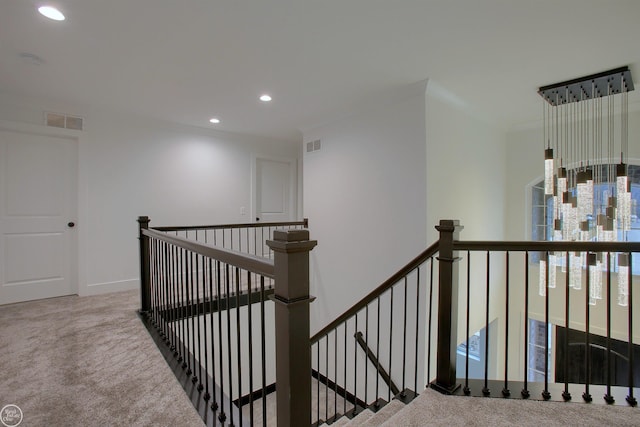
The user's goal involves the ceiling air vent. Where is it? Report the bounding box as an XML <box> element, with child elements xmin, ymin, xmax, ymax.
<box><xmin>305</xmin><ymin>139</ymin><xmax>321</xmax><ymax>153</ymax></box>
<box><xmin>45</xmin><ymin>112</ymin><xmax>84</xmax><ymax>130</ymax></box>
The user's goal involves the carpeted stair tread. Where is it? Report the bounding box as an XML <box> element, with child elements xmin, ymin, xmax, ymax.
<box><xmin>342</xmin><ymin>408</ymin><xmax>374</xmax><ymax>426</ymax></box>
<box><xmin>350</xmin><ymin>398</ymin><xmax>406</xmax><ymax>426</ymax></box>
<box><xmin>380</xmin><ymin>387</ymin><xmax>640</xmax><ymax>427</ymax></box>
<box><xmin>330</xmin><ymin>415</ymin><xmax>351</xmax><ymax>426</ymax></box>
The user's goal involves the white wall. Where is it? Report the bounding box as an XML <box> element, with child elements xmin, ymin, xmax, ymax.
<box><xmin>424</xmin><ymin>81</ymin><xmax>508</xmax><ymax>379</ymax></box>
<box><xmin>303</xmin><ymin>86</ymin><xmax>428</xmax><ymax>334</ymax></box>
<box><xmin>0</xmin><ymin>93</ymin><xmax>300</xmax><ymax>297</ymax></box>
<box><xmin>425</xmin><ymin>82</ymin><xmax>507</xmax><ymax>241</ymax></box>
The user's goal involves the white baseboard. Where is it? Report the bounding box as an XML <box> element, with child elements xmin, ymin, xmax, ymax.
<box><xmin>81</xmin><ymin>278</ymin><xmax>139</xmax><ymax>296</ymax></box>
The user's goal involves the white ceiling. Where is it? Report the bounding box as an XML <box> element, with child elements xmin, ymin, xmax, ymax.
<box><xmin>1</xmin><ymin>0</ymin><xmax>639</xmax><ymax>142</ymax></box>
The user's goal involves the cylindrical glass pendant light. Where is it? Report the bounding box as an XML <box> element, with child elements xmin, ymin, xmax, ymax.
<box><xmin>576</xmin><ymin>170</ymin><xmax>593</xmax><ymax>224</ymax></box>
<box><xmin>617</xmin><ymin>164</ymin><xmax>631</xmax><ymax>233</ymax></box>
<box><xmin>545</xmin><ymin>148</ymin><xmax>554</xmax><ymax>195</ymax></box>
<box><xmin>617</xmin><ymin>253</ymin><xmax>629</xmax><ymax>307</ymax></box>
<box><xmin>588</xmin><ymin>253</ymin><xmax>602</xmax><ymax>304</ymax></box>
<box><xmin>570</xmin><ymin>252</ymin><xmax>582</xmax><ymax>290</ymax></box>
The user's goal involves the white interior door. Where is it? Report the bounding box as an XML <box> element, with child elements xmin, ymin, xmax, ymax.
<box><xmin>0</xmin><ymin>128</ymin><xmax>78</xmax><ymax>305</ymax></box>
<box><xmin>255</xmin><ymin>158</ymin><xmax>295</xmax><ymax>222</ymax></box>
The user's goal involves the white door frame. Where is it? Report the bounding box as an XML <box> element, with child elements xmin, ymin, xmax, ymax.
<box><xmin>0</xmin><ymin>119</ymin><xmax>86</xmax><ymax>299</ymax></box>
<box><xmin>251</xmin><ymin>155</ymin><xmax>298</xmax><ymax>222</ymax></box>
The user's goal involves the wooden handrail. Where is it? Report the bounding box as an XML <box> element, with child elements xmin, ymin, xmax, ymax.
<box><xmin>310</xmin><ymin>241</ymin><xmax>440</xmax><ymax>343</ymax></box>
<box><xmin>454</xmin><ymin>240</ymin><xmax>640</xmax><ymax>253</ymax></box>
<box><xmin>142</xmin><ymin>227</ymin><xmax>275</xmax><ymax>278</ymax></box>
<box><xmin>152</xmin><ymin>218</ymin><xmax>308</xmax><ymax>232</ymax></box>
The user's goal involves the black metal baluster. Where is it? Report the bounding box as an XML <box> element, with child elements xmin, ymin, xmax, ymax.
<box><xmin>562</xmin><ymin>251</ymin><xmax>571</xmax><ymax>401</ymax></box>
<box><xmin>604</xmin><ymin>252</ymin><xmax>614</xmax><ymax>404</ymax></box>
<box><xmin>426</xmin><ymin>258</ymin><xmax>433</xmax><ymax>389</ymax></box>
<box><xmin>401</xmin><ymin>277</ymin><xmax>408</xmax><ymax>397</ymax></box>
<box><xmin>482</xmin><ymin>251</ymin><xmax>490</xmax><ymax>397</ymax></box>
<box><xmin>191</xmin><ymin>252</ymin><xmax>198</xmax><ymax>385</ymax></box>
<box><xmin>317</xmin><ymin>341</ymin><xmax>321</xmax><ymax>423</ymax></box>
<box><xmin>253</xmin><ymin>227</ymin><xmax>257</xmax><ymax>257</ymax></box>
<box><xmin>375</xmin><ymin>296</ymin><xmax>381</xmax><ymax>407</ymax></box>
<box><xmin>325</xmin><ymin>335</ymin><xmax>329</xmax><ymax>422</ymax></box>
<box><xmin>225</xmin><ymin>264</ymin><xmax>234</xmax><ymax>427</ymax></box>
<box><xmin>150</xmin><ymin>239</ymin><xmax>156</xmax><ymax>327</ymax></box>
<box><xmin>334</xmin><ymin>330</ymin><xmax>338</xmax><ymax>420</ymax></box>
<box><xmin>343</xmin><ymin>321</ymin><xmax>347</xmax><ymax>414</ymax></box>
<box><xmin>583</xmin><ymin>252</ymin><xmax>593</xmax><ymax>403</ymax></box>
<box><xmin>365</xmin><ymin>305</ymin><xmax>369</xmax><ymax>405</ymax></box>
<box><xmin>522</xmin><ymin>251</ymin><xmax>530</xmax><ymax>398</ymax></box>
<box><xmin>247</xmin><ymin>271</ymin><xmax>254</xmax><ymax>424</ymax></box>
<box><xmin>159</xmin><ymin>241</ymin><xmax>166</xmax><ymax>341</ymax></box>
<box><xmin>171</xmin><ymin>245</ymin><xmax>178</xmax><ymax>356</ymax></box>
<box><xmin>217</xmin><ymin>260</ymin><xmax>226</xmax><ymax>422</ymax></box>
<box><xmin>415</xmin><ymin>264</ymin><xmax>422</xmax><ymax>393</ymax></box>
<box><xmin>150</xmin><ymin>239</ymin><xmax>156</xmax><ymax>326</ymax></box>
<box><xmin>542</xmin><ymin>251</ymin><xmax>551</xmax><ymax>400</ymax></box>
<box><xmin>235</xmin><ymin>267</ymin><xmax>243</xmax><ymax>426</ymax></box>
<box><xmin>503</xmin><ymin>251</ymin><xmax>510</xmax><ymax>398</ymax></box>
<box><xmin>165</xmin><ymin>242</ymin><xmax>171</xmax><ymax>345</ymax></box>
<box><xmin>165</xmin><ymin>242</ymin><xmax>172</xmax><ymax>346</ymax></box>
<box><xmin>626</xmin><ymin>252</ymin><xmax>636</xmax><ymax>407</ymax></box>
<box><xmin>172</xmin><ymin>246</ymin><xmax>181</xmax><ymax>357</ymax></box>
<box><xmin>160</xmin><ymin>241</ymin><xmax>167</xmax><ymax>341</ymax></box>
<box><xmin>464</xmin><ymin>251</ymin><xmax>471</xmax><ymax>395</ymax></box>
<box><xmin>353</xmin><ymin>313</ymin><xmax>359</xmax><ymax>417</ymax></box>
<box><xmin>196</xmin><ymin>254</ymin><xmax>203</xmax><ymax>390</ymax></box>
<box><xmin>180</xmin><ymin>248</ymin><xmax>187</xmax><ymax>368</ymax></box>
<box><xmin>208</xmin><ymin>258</ymin><xmax>217</xmax><ymax>409</ymax></box>
<box><xmin>190</xmin><ymin>252</ymin><xmax>200</xmax><ymax>384</ymax></box>
<box><xmin>167</xmin><ymin>242</ymin><xmax>174</xmax><ymax>348</ymax></box>
<box><xmin>184</xmin><ymin>249</ymin><xmax>192</xmax><ymax>375</ymax></box>
<box><xmin>388</xmin><ymin>287</ymin><xmax>394</xmax><ymax>401</ymax></box>
<box><xmin>202</xmin><ymin>255</ymin><xmax>210</xmax><ymax>400</ymax></box>
<box><xmin>260</xmin><ymin>275</ymin><xmax>267</xmax><ymax>427</ymax></box>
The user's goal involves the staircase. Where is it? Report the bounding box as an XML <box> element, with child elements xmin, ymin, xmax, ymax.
<box><xmin>138</xmin><ymin>217</ymin><xmax>640</xmax><ymax>427</ymax></box>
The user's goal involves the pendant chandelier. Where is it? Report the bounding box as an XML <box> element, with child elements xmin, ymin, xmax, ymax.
<box><xmin>537</xmin><ymin>67</ymin><xmax>634</xmax><ymax>306</ymax></box>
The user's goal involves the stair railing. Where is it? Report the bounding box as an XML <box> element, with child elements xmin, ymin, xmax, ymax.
<box><xmin>138</xmin><ymin>216</ymin><xmax>317</xmax><ymax>427</ymax></box>
<box><xmin>308</xmin><ymin>240</ymin><xmax>440</xmax><ymax>424</ymax></box>
<box><xmin>433</xmin><ymin>220</ymin><xmax>639</xmax><ymax>408</ymax></box>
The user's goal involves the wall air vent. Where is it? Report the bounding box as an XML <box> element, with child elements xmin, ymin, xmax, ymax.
<box><xmin>45</xmin><ymin>112</ymin><xmax>84</xmax><ymax>130</ymax></box>
<box><xmin>305</xmin><ymin>139</ymin><xmax>321</xmax><ymax>153</ymax></box>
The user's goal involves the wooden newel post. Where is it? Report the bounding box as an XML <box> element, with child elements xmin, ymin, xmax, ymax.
<box><xmin>267</xmin><ymin>229</ymin><xmax>317</xmax><ymax>427</ymax></box>
<box><xmin>430</xmin><ymin>219</ymin><xmax>463</xmax><ymax>394</ymax></box>
<box><xmin>138</xmin><ymin>216</ymin><xmax>151</xmax><ymax>314</ymax></box>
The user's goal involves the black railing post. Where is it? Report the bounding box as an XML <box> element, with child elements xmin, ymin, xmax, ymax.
<box><xmin>267</xmin><ymin>229</ymin><xmax>317</xmax><ymax>427</ymax></box>
<box><xmin>138</xmin><ymin>216</ymin><xmax>151</xmax><ymax>314</ymax></box>
<box><xmin>430</xmin><ymin>219</ymin><xmax>463</xmax><ymax>394</ymax></box>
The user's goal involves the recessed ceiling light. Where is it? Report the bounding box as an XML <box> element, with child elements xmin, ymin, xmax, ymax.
<box><xmin>209</xmin><ymin>117</ymin><xmax>220</xmax><ymax>124</ymax></box>
<box><xmin>259</xmin><ymin>94</ymin><xmax>272</xmax><ymax>102</ymax></box>
<box><xmin>38</xmin><ymin>5</ymin><xmax>65</xmax><ymax>21</ymax></box>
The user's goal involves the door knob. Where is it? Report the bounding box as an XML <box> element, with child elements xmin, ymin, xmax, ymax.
<box><xmin>68</xmin><ymin>222</ymin><xmax>75</xmax><ymax>228</ymax></box>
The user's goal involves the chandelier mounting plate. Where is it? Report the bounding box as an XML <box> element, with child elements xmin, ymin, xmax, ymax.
<box><xmin>538</xmin><ymin>66</ymin><xmax>634</xmax><ymax>106</ymax></box>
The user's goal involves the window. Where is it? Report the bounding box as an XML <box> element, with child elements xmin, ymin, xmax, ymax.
<box><xmin>528</xmin><ymin>318</ymin><xmax>552</xmax><ymax>382</ymax></box>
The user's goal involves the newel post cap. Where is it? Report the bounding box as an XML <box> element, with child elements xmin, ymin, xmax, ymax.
<box><xmin>267</xmin><ymin>229</ymin><xmax>317</xmax><ymax>253</ymax></box>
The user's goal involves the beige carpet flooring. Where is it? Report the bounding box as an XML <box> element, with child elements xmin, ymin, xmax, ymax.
<box><xmin>2</xmin><ymin>290</ymin><xmax>639</xmax><ymax>427</ymax></box>
<box><xmin>0</xmin><ymin>290</ymin><xmax>204</xmax><ymax>427</ymax></box>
